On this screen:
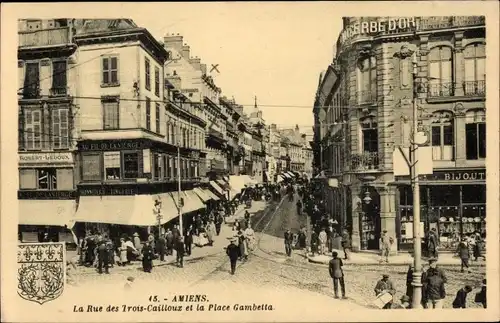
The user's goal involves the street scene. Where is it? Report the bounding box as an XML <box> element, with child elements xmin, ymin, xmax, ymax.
<box><xmin>15</xmin><ymin>10</ymin><xmax>489</xmax><ymax>314</ymax></box>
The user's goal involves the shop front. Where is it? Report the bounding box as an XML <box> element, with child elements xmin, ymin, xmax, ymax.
<box><xmin>395</xmin><ymin>169</ymin><xmax>486</xmax><ymax>252</ymax></box>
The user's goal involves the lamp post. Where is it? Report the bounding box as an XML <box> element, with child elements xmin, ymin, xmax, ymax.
<box><xmin>177</xmin><ymin>140</ymin><xmax>184</xmax><ymax>236</ymax></box>
<box><xmin>154</xmin><ymin>198</ymin><xmax>163</xmax><ymax>236</ymax></box>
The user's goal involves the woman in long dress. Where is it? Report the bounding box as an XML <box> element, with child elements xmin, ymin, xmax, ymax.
<box><xmin>237</xmin><ymin>230</ymin><xmax>248</xmax><ymax>261</ymax></box>
<box><xmin>142</xmin><ymin>241</ymin><xmax>154</xmax><ymax>273</ymax></box>
<box><xmin>118</xmin><ymin>238</ymin><xmax>128</xmax><ymax>266</ymax></box>
<box><xmin>244</xmin><ymin>225</ymin><xmax>256</xmax><ymax>252</ymax></box>
<box><xmin>206</xmin><ymin>221</ymin><xmax>216</xmax><ymax>246</ymax></box>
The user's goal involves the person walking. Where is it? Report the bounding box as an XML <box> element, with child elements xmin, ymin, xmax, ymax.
<box><xmin>97</xmin><ymin>239</ymin><xmax>110</xmax><ymax>274</ymax></box>
<box><xmin>379</xmin><ymin>230</ymin><xmax>394</xmax><ymax>263</ymax></box>
<box><xmin>427</xmin><ymin>228</ymin><xmax>439</xmax><ymax>259</ymax></box>
<box><xmin>422</xmin><ymin>258</ymin><xmax>447</xmax><ymax>309</ymax></box>
<box><xmin>175</xmin><ymin>236</ymin><xmax>185</xmax><ymax>268</ymax></box>
<box><xmin>165</xmin><ymin>228</ymin><xmax>174</xmax><ymax>256</ymax></box>
<box><xmin>474</xmin><ymin>279</ymin><xmax>486</xmax><ymax>308</ymax></box>
<box><xmin>296</xmin><ymin>199</ymin><xmax>302</xmax><ymax>216</ymax></box>
<box><xmin>319</xmin><ymin>228</ymin><xmax>327</xmax><ymax>255</ymax></box>
<box><xmin>118</xmin><ymin>238</ymin><xmax>128</xmax><ymax>266</ymax></box>
<box><xmin>226</xmin><ymin>238</ymin><xmax>240</xmax><ymax>275</ymax></box>
<box><xmin>157</xmin><ymin>233</ymin><xmax>166</xmax><ymax>262</ymax></box>
<box><xmin>237</xmin><ymin>230</ymin><xmax>248</xmax><ymax>261</ymax></box>
<box><xmin>184</xmin><ymin>225</ymin><xmax>194</xmax><ymax>256</ymax></box>
<box><xmin>452</xmin><ymin>285</ymin><xmax>473</xmax><ymax>309</ymax></box>
<box><xmin>206</xmin><ymin>221</ymin><xmax>216</xmax><ymax>246</ymax></box>
<box><xmin>133</xmin><ymin>232</ymin><xmax>142</xmax><ymax>255</ymax></box>
<box><xmin>298</xmin><ymin>227</ymin><xmax>307</xmax><ymax>250</ymax></box>
<box><xmin>473</xmin><ymin>235</ymin><xmax>485</xmax><ymax>261</ymax></box>
<box><xmin>215</xmin><ymin>212</ymin><xmax>223</xmax><ymax>236</ymax></box>
<box><xmin>456</xmin><ymin>238</ymin><xmax>470</xmax><ymax>273</ymax></box>
<box><xmin>310</xmin><ymin>228</ymin><xmax>319</xmax><ymax>256</ymax></box>
<box><xmin>244</xmin><ymin>225</ymin><xmax>256</xmax><ymax>252</ymax></box>
<box><xmin>341</xmin><ymin>229</ymin><xmax>351</xmax><ymax>260</ymax></box>
<box><xmin>374</xmin><ymin>274</ymin><xmax>396</xmax><ymax>309</ymax></box>
<box><xmin>141</xmin><ymin>241</ymin><xmax>154</xmax><ymax>273</ymax></box>
<box><xmin>328</xmin><ymin>251</ymin><xmax>346</xmax><ymax>299</ymax></box>
<box><xmin>284</xmin><ymin>229</ymin><xmax>294</xmax><ymax>257</ymax></box>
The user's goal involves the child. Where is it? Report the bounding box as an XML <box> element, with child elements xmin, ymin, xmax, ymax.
<box><xmin>452</xmin><ymin>285</ymin><xmax>473</xmax><ymax>308</ymax></box>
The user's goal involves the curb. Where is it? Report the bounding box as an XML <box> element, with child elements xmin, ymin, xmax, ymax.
<box><xmin>306</xmin><ymin>256</ymin><xmax>487</xmax><ymax>267</ymax></box>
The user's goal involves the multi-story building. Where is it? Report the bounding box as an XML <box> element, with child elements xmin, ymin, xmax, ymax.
<box><xmin>219</xmin><ymin>96</ymin><xmax>240</xmax><ymax>175</ymax></box>
<box><xmin>17</xmin><ymin>19</ymin><xmax>78</xmax><ymax>243</ymax></box>
<box><xmin>314</xmin><ymin>16</ymin><xmax>486</xmax><ymax>252</ymax></box>
<box><xmin>302</xmin><ymin>137</ymin><xmax>314</xmax><ymax>180</ymax></box>
<box><xmin>248</xmin><ymin>98</ymin><xmax>266</xmax><ymax>182</ymax></box>
<box><xmin>268</xmin><ymin>124</ymin><xmax>282</xmax><ymax>181</ymax></box>
<box><xmin>279</xmin><ymin>125</ymin><xmax>305</xmax><ymax>173</ymax></box>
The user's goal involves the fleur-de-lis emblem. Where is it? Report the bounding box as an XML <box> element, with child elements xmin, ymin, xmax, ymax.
<box><xmin>34</xmin><ymin>246</ymin><xmax>44</xmax><ymax>260</ymax></box>
<box><xmin>46</xmin><ymin>245</ymin><xmax>56</xmax><ymax>260</ymax></box>
<box><xmin>23</xmin><ymin>246</ymin><xmax>34</xmax><ymax>262</ymax></box>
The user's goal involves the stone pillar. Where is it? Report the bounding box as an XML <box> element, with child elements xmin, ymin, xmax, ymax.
<box><xmin>379</xmin><ymin>185</ymin><xmax>398</xmax><ymax>255</ymax></box>
<box><xmin>350</xmin><ymin>185</ymin><xmax>362</xmax><ymax>252</ymax></box>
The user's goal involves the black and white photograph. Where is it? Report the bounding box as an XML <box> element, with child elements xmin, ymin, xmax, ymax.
<box><xmin>1</xmin><ymin>2</ymin><xmax>499</xmax><ymax>322</ymax></box>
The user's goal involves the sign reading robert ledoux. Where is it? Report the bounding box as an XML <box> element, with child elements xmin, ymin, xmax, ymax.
<box><xmin>18</xmin><ymin>152</ymin><xmax>74</xmax><ymax>164</ymax></box>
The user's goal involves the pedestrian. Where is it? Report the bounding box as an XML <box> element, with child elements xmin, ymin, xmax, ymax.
<box><xmin>474</xmin><ymin>279</ymin><xmax>486</xmax><ymax>308</ymax></box>
<box><xmin>141</xmin><ymin>241</ymin><xmax>154</xmax><ymax>273</ymax></box>
<box><xmin>184</xmin><ymin>225</ymin><xmax>193</xmax><ymax>256</ymax></box>
<box><xmin>118</xmin><ymin>238</ymin><xmax>128</xmax><ymax>266</ymax></box>
<box><xmin>206</xmin><ymin>221</ymin><xmax>216</xmax><ymax>246</ymax></box>
<box><xmin>311</xmin><ymin>229</ymin><xmax>319</xmax><ymax>256</ymax></box>
<box><xmin>147</xmin><ymin>233</ymin><xmax>155</xmax><ymax>254</ymax></box>
<box><xmin>379</xmin><ymin>230</ymin><xmax>394</xmax><ymax>263</ymax></box>
<box><xmin>226</xmin><ymin>238</ymin><xmax>240</xmax><ymax>275</ymax></box>
<box><xmin>133</xmin><ymin>232</ymin><xmax>142</xmax><ymax>255</ymax></box>
<box><xmin>422</xmin><ymin>258</ymin><xmax>447</xmax><ymax>309</ymax></box>
<box><xmin>319</xmin><ymin>228</ymin><xmax>327</xmax><ymax>255</ymax></box>
<box><xmin>244</xmin><ymin>225</ymin><xmax>256</xmax><ymax>252</ymax></box>
<box><xmin>172</xmin><ymin>224</ymin><xmax>181</xmax><ymax>243</ymax></box>
<box><xmin>237</xmin><ymin>230</ymin><xmax>248</xmax><ymax>261</ymax></box>
<box><xmin>296</xmin><ymin>199</ymin><xmax>302</xmax><ymax>216</ymax></box>
<box><xmin>165</xmin><ymin>228</ymin><xmax>174</xmax><ymax>256</ymax></box>
<box><xmin>427</xmin><ymin>228</ymin><xmax>439</xmax><ymax>259</ymax></box>
<box><xmin>341</xmin><ymin>229</ymin><xmax>351</xmax><ymax>260</ymax></box>
<box><xmin>456</xmin><ymin>238</ymin><xmax>470</xmax><ymax>273</ymax></box>
<box><xmin>195</xmin><ymin>215</ymin><xmax>203</xmax><ymax>236</ymax></box>
<box><xmin>175</xmin><ymin>236</ymin><xmax>185</xmax><ymax>268</ymax></box>
<box><xmin>298</xmin><ymin>228</ymin><xmax>307</xmax><ymax>250</ymax></box>
<box><xmin>284</xmin><ymin>229</ymin><xmax>293</xmax><ymax>257</ymax></box>
<box><xmin>97</xmin><ymin>240</ymin><xmax>110</xmax><ymax>274</ymax></box>
<box><xmin>215</xmin><ymin>213</ymin><xmax>223</xmax><ymax>236</ymax></box>
<box><xmin>156</xmin><ymin>233</ymin><xmax>166</xmax><ymax>262</ymax></box>
<box><xmin>374</xmin><ymin>274</ymin><xmax>396</xmax><ymax>309</ymax></box>
<box><xmin>473</xmin><ymin>235</ymin><xmax>484</xmax><ymax>261</ymax></box>
<box><xmin>392</xmin><ymin>295</ymin><xmax>411</xmax><ymax>309</ymax></box>
<box><xmin>327</xmin><ymin>225</ymin><xmax>335</xmax><ymax>253</ymax></box>
<box><xmin>452</xmin><ymin>285</ymin><xmax>473</xmax><ymax>309</ymax></box>
<box><xmin>328</xmin><ymin>251</ymin><xmax>346</xmax><ymax>299</ymax></box>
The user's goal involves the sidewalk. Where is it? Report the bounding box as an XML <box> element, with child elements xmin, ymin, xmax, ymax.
<box><xmin>71</xmin><ymin>201</ymin><xmax>268</xmax><ymax>274</ymax></box>
<box><xmin>306</xmin><ymin>249</ymin><xmax>486</xmax><ymax>267</ymax></box>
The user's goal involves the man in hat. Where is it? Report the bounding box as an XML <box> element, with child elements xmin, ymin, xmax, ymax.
<box><xmin>341</xmin><ymin>229</ymin><xmax>351</xmax><ymax>260</ymax></box>
<box><xmin>133</xmin><ymin>232</ymin><xmax>142</xmax><ymax>255</ymax></box>
<box><xmin>284</xmin><ymin>229</ymin><xmax>294</xmax><ymax>257</ymax></box>
<box><xmin>328</xmin><ymin>251</ymin><xmax>346</xmax><ymax>299</ymax></box>
<box><xmin>456</xmin><ymin>237</ymin><xmax>470</xmax><ymax>273</ymax></box>
<box><xmin>427</xmin><ymin>228</ymin><xmax>439</xmax><ymax>259</ymax></box>
<box><xmin>392</xmin><ymin>295</ymin><xmax>411</xmax><ymax>309</ymax></box>
<box><xmin>156</xmin><ymin>232</ymin><xmax>166</xmax><ymax>262</ymax></box>
<box><xmin>379</xmin><ymin>230</ymin><xmax>394</xmax><ymax>263</ymax></box>
<box><xmin>226</xmin><ymin>237</ymin><xmax>240</xmax><ymax>275</ymax></box>
<box><xmin>97</xmin><ymin>238</ymin><xmax>110</xmax><ymax>274</ymax></box>
<box><xmin>175</xmin><ymin>236</ymin><xmax>185</xmax><ymax>268</ymax></box>
<box><xmin>374</xmin><ymin>274</ymin><xmax>396</xmax><ymax>309</ymax></box>
<box><xmin>422</xmin><ymin>258</ymin><xmax>447</xmax><ymax>309</ymax></box>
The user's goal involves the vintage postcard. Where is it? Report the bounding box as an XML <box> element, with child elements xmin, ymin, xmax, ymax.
<box><xmin>1</xmin><ymin>1</ymin><xmax>499</xmax><ymax>322</ymax></box>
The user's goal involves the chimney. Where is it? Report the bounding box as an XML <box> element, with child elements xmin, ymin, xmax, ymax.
<box><xmin>163</xmin><ymin>33</ymin><xmax>183</xmax><ymax>53</ymax></box>
<box><xmin>189</xmin><ymin>57</ymin><xmax>201</xmax><ymax>70</ymax></box>
<box><xmin>200</xmin><ymin>63</ymin><xmax>207</xmax><ymax>75</ymax></box>
<box><xmin>181</xmin><ymin>44</ymin><xmax>190</xmax><ymax>59</ymax></box>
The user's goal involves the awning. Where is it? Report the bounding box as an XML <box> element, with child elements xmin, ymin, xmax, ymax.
<box><xmin>155</xmin><ymin>193</ymin><xmax>180</xmax><ymax>224</ymax></box>
<box><xmin>203</xmin><ymin>188</ymin><xmax>220</xmax><ymax>201</ymax></box>
<box><xmin>287</xmin><ymin>171</ymin><xmax>296</xmax><ymax>177</ymax></box>
<box><xmin>209</xmin><ymin>180</ymin><xmax>225</xmax><ymax>196</ymax></box>
<box><xmin>171</xmin><ymin>190</ymin><xmax>205</xmax><ymax>214</ymax></box>
<box><xmin>216</xmin><ymin>179</ymin><xmax>230</xmax><ymax>191</ymax></box>
<box><xmin>282</xmin><ymin>173</ymin><xmax>291</xmax><ymax>179</ymax></box>
<box><xmin>184</xmin><ymin>190</ymin><xmax>207</xmax><ymax>209</ymax></box>
<box><xmin>74</xmin><ymin>195</ymin><xmax>163</xmax><ymax>226</ymax></box>
<box><xmin>19</xmin><ymin>200</ymin><xmax>76</xmax><ymax>227</ymax></box>
<box><xmin>193</xmin><ymin>187</ymin><xmax>210</xmax><ymax>203</ymax></box>
<box><xmin>277</xmin><ymin>175</ymin><xmax>284</xmax><ymax>183</ymax></box>
<box><xmin>241</xmin><ymin>175</ymin><xmax>258</xmax><ymax>186</ymax></box>
<box><xmin>223</xmin><ymin>176</ymin><xmax>229</xmax><ymax>181</ymax></box>
<box><xmin>229</xmin><ymin>175</ymin><xmax>246</xmax><ymax>195</ymax></box>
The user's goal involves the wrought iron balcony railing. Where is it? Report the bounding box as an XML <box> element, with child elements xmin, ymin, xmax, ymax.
<box><xmin>21</xmin><ymin>87</ymin><xmax>40</xmax><ymax>99</ymax></box>
<box><xmin>427</xmin><ymin>82</ymin><xmax>455</xmax><ymax>98</ymax></box>
<box><xmin>463</xmin><ymin>80</ymin><xmax>485</xmax><ymax>97</ymax></box>
<box><xmin>49</xmin><ymin>87</ymin><xmax>68</xmax><ymax>97</ymax></box>
<box><xmin>356</xmin><ymin>90</ymin><xmax>376</xmax><ymax>105</ymax></box>
<box><xmin>350</xmin><ymin>151</ymin><xmax>380</xmax><ymax>171</ymax></box>
<box><xmin>18</xmin><ymin>27</ymin><xmax>70</xmax><ymax>48</ymax></box>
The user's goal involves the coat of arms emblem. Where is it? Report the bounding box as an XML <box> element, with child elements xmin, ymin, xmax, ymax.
<box><xmin>17</xmin><ymin>242</ymin><xmax>66</xmax><ymax>304</ymax></box>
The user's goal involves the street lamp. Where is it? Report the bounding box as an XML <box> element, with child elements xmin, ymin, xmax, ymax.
<box><xmin>154</xmin><ymin>198</ymin><xmax>163</xmax><ymax>236</ymax></box>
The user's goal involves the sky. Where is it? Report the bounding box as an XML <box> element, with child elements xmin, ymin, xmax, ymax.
<box><xmin>131</xmin><ymin>2</ymin><xmax>343</xmax><ymax>137</ymax></box>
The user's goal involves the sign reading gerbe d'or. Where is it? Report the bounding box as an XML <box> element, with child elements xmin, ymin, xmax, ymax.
<box><xmin>339</xmin><ymin>17</ymin><xmax>419</xmax><ymax>44</ymax></box>
<box><xmin>18</xmin><ymin>152</ymin><xmax>74</xmax><ymax>164</ymax></box>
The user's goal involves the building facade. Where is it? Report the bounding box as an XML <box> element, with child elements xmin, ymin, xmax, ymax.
<box><xmin>314</xmin><ymin>16</ymin><xmax>486</xmax><ymax>252</ymax></box>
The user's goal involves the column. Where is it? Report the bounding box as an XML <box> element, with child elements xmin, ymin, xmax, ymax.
<box><xmin>379</xmin><ymin>185</ymin><xmax>398</xmax><ymax>255</ymax></box>
<box><xmin>350</xmin><ymin>185</ymin><xmax>361</xmax><ymax>252</ymax></box>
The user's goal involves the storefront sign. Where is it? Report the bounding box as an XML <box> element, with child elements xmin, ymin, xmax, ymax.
<box><xmin>79</xmin><ymin>187</ymin><xmax>138</xmax><ymax>196</ymax></box>
<box><xmin>18</xmin><ymin>152</ymin><xmax>73</xmax><ymax>164</ymax></box>
<box><xmin>441</xmin><ymin>170</ymin><xmax>485</xmax><ymax>181</ymax></box>
<box><xmin>78</xmin><ymin>140</ymin><xmax>150</xmax><ymax>152</ymax></box>
<box><xmin>18</xmin><ymin>190</ymin><xmax>76</xmax><ymax>200</ymax></box>
<box><xmin>181</xmin><ymin>88</ymin><xmax>199</xmax><ymax>93</ymax></box>
<box><xmin>340</xmin><ymin>17</ymin><xmax>419</xmax><ymax>44</ymax></box>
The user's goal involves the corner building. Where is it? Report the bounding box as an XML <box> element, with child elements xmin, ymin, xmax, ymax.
<box><xmin>323</xmin><ymin>16</ymin><xmax>485</xmax><ymax>252</ymax></box>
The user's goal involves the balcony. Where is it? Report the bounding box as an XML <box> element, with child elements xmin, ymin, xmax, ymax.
<box><xmin>209</xmin><ymin>159</ymin><xmax>226</xmax><ymax>171</ymax></box>
<box><xmin>356</xmin><ymin>90</ymin><xmax>376</xmax><ymax>105</ymax></box>
<box><xmin>349</xmin><ymin>152</ymin><xmax>380</xmax><ymax>171</ymax></box>
<box><xmin>208</xmin><ymin>128</ymin><xmax>224</xmax><ymax>141</ymax></box>
<box><xmin>21</xmin><ymin>87</ymin><xmax>40</xmax><ymax>99</ymax></box>
<box><xmin>19</xmin><ymin>27</ymin><xmax>70</xmax><ymax>48</ymax></box>
<box><xmin>463</xmin><ymin>80</ymin><xmax>485</xmax><ymax>97</ymax></box>
<box><xmin>427</xmin><ymin>82</ymin><xmax>454</xmax><ymax>98</ymax></box>
<box><xmin>50</xmin><ymin>87</ymin><xmax>68</xmax><ymax>97</ymax></box>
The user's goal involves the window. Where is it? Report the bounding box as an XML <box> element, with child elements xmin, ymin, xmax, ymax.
<box><xmin>358</xmin><ymin>56</ymin><xmax>377</xmax><ymax>104</ymax></box>
<box><xmin>37</xmin><ymin>168</ymin><xmax>57</xmax><ymax>190</ymax></box>
<box><xmin>428</xmin><ymin>46</ymin><xmax>453</xmax><ymax>97</ymax></box>
<box><xmin>102</xmin><ymin>56</ymin><xmax>119</xmax><ymax>85</ymax></box>
<box><xmin>145</xmin><ymin>97</ymin><xmax>151</xmax><ymax>130</ymax></box>
<box><xmin>104</xmin><ymin>151</ymin><xmax>120</xmax><ymax>180</ymax></box>
<box><xmin>52</xmin><ymin>108</ymin><xmax>69</xmax><ymax>149</ymax></box>
<box><xmin>431</xmin><ymin>111</ymin><xmax>454</xmax><ymax>160</ymax></box>
<box><xmin>51</xmin><ymin>60</ymin><xmax>67</xmax><ymax>95</ymax></box>
<box><xmin>81</xmin><ymin>153</ymin><xmax>101</xmax><ymax>181</ymax></box>
<box><xmin>173</xmin><ymin>157</ymin><xmax>178</xmax><ymax>179</ymax></box>
<box><xmin>154</xmin><ymin>67</ymin><xmax>160</xmax><ymax>97</ymax></box>
<box><xmin>145</xmin><ymin>58</ymin><xmax>151</xmax><ymax>90</ymax></box>
<box><xmin>360</xmin><ymin>117</ymin><xmax>378</xmax><ymax>153</ymax></box>
<box><xmin>464</xmin><ymin>43</ymin><xmax>486</xmax><ymax>96</ymax></box>
<box><xmin>166</xmin><ymin>156</ymin><xmax>172</xmax><ymax>178</ymax></box>
<box><xmin>123</xmin><ymin>152</ymin><xmax>139</xmax><ymax>179</ymax></box>
<box><xmin>155</xmin><ymin>103</ymin><xmax>161</xmax><ymax>133</ymax></box>
<box><xmin>182</xmin><ymin>128</ymin><xmax>187</xmax><ymax>147</ymax></box>
<box><xmin>153</xmin><ymin>153</ymin><xmax>161</xmax><ymax>180</ymax></box>
<box><xmin>24</xmin><ymin>62</ymin><xmax>40</xmax><ymax>98</ymax></box>
<box><xmin>24</xmin><ymin>109</ymin><xmax>42</xmax><ymax>150</ymax></box>
<box><xmin>466</xmin><ymin>109</ymin><xmax>486</xmax><ymax>160</ymax></box>
<box><xmin>170</xmin><ymin>123</ymin><xmax>175</xmax><ymax>144</ymax></box>
<box><xmin>103</xmin><ymin>98</ymin><xmax>119</xmax><ymax>129</ymax></box>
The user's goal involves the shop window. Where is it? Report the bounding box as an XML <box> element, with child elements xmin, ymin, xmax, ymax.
<box><xmin>24</xmin><ymin>109</ymin><xmax>42</xmax><ymax>150</ymax></box>
<box><xmin>431</xmin><ymin>111</ymin><xmax>454</xmax><ymax>161</ymax></box>
<box><xmin>360</xmin><ymin>117</ymin><xmax>378</xmax><ymax>153</ymax></box>
<box><xmin>52</xmin><ymin>108</ymin><xmax>69</xmax><ymax>149</ymax></box>
<box><xmin>155</xmin><ymin>103</ymin><xmax>161</xmax><ymax>133</ymax></box>
<box><xmin>145</xmin><ymin>97</ymin><xmax>151</xmax><ymax>130</ymax></box>
<box><xmin>154</xmin><ymin>67</ymin><xmax>160</xmax><ymax>97</ymax></box>
<box><xmin>19</xmin><ymin>169</ymin><xmax>37</xmax><ymax>189</ymax></box>
<box><xmin>463</xmin><ymin>43</ymin><xmax>485</xmax><ymax>96</ymax></box>
<box><xmin>145</xmin><ymin>58</ymin><xmax>151</xmax><ymax>90</ymax></box>
<box><xmin>102</xmin><ymin>56</ymin><xmax>119</xmax><ymax>86</ymax></box>
<box><xmin>465</xmin><ymin>109</ymin><xmax>486</xmax><ymax>160</ymax></box>
<box><xmin>123</xmin><ymin>152</ymin><xmax>139</xmax><ymax>179</ymax></box>
<box><xmin>103</xmin><ymin>151</ymin><xmax>120</xmax><ymax>180</ymax></box>
<box><xmin>428</xmin><ymin>46</ymin><xmax>453</xmax><ymax>97</ymax></box>
<box><xmin>102</xmin><ymin>98</ymin><xmax>119</xmax><ymax>130</ymax></box>
<box><xmin>37</xmin><ymin>168</ymin><xmax>57</xmax><ymax>190</ymax></box>
<box><xmin>56</xmin><ymin>168</ymin><xmax>74</xmax><ymax>190</ymax></box>
<box><xmin>357</xmin><ymin>56</ymin><xmax>377</xmax><ymax>104</ymax></box>
<box><xmin>81</xmin><ymin>153</ymin><xmax>101</xmax><ymax>181</ymax></box>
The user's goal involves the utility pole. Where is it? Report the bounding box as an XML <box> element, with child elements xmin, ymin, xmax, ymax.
<box><xmin>411</xmin><ymin>52</ymin><xmax>423</xmax><ymax>309</ymax></box>
<box><xmin>177</xmin><ymin>138</ymin><xmax>184</xmax><ymax>236</ymax></box>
